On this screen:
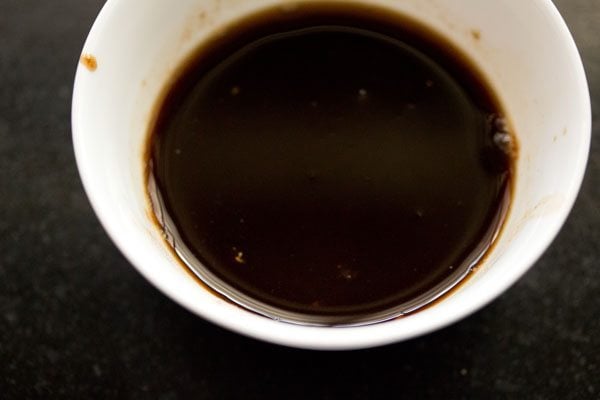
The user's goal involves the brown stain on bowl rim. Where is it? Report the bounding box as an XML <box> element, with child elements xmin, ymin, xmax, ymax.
<box><xmin>179</xmin><ymin>6</ymin><xmax>226</xmax><ymax>46</ymax></box>
<box><xmin>471</xmin><ymin>29</ymin><xmax>481</xmax><ymax>41</ymax></box>
<box><xmin>80</xmin><ymin>53</ymin><xmax>98</xmax><ymax>71</ymax></box>
<box><xmin>512</xmin><ymin>194</ymin><xmax>566</xmax><ymax>236</ymax></box>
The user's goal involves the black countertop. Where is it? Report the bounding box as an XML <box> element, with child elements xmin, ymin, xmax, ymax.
<box><xmin>1</xmin><ymin>1</ymin><xmax>598</xmax><ymax>398</ymax></box>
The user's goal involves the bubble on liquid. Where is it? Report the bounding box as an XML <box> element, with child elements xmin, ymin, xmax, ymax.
<box><xmin>494</xmin><ymin>131</ymin><xmax>511</xmax><ymax>145</ymax></box>
<box><xmin>489</xmin><ymin>114</ymin><xmax>514</xmax><ymax>155</ymax></box>
<box><xmin>230</xmin><ymin>86</ymin><xmax>241</xmax><ymax>96</ymax></box>
<box><xmin>233</xmin><ymin>248</ymin><xmax>246</xmax><ymax>264</ymax></box>
<box><xmin>493</xmin><ymin>131</ymin><xmax>513</xmax><ymax>154</ymax></box>
<box><xmin>336</xmin><ymin>264</ymin><xmax>358</xmax><ymax>281</ymax></box>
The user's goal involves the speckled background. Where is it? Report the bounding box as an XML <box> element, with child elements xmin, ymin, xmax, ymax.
<box><xmin>0</xmin><ymin>1</ymin><xmax>598</xmax><ymax>398</ymax></box>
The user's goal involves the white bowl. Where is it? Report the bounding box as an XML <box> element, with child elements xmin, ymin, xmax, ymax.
<box><xmin>72</xmin><ymin>0</ymin><xmax>590</xmax><ymax>350</ymax></box>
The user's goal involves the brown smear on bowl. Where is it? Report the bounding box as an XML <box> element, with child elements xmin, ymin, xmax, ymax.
<box><xmin>80</xmin><ymin>54</ymin><xmax>97</xmax><ymax>71</ymax></box>
<box><xmin>143</xmin><ymin>1</ymin><xmax>518</xmax><ymax>326</ymax></box>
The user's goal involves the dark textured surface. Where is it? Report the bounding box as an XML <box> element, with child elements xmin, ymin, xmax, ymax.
<box><xmin>0</xmin><ymin>0</ymin><xmax>598</xmax><ymax>398</ymax></box>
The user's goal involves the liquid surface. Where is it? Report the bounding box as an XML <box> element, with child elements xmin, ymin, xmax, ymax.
<box><xmin>148</xmin><ymin>4</ymin><xmax>514</xmax><ymax>325</ymax></box>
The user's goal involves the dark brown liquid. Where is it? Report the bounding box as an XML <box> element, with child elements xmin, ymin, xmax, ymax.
<box><xmin>147</xmin><ymin>3</ymin><xmax>515</xmax><ymax>325</ymax></box>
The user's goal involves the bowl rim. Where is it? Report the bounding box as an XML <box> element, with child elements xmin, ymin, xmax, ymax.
<box><xmin>72</xmin><ymin>0</ymin><xmax>591</xmax><ymax>350</ymax></box>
